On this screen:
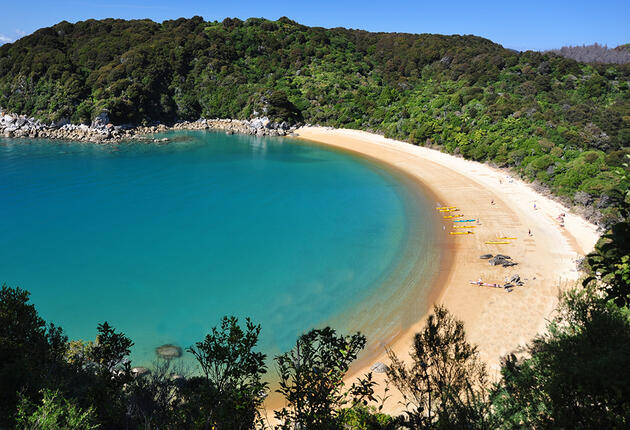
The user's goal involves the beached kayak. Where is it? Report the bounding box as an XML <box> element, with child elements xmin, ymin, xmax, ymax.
<box><xmin>454</xmin><ymin>219</ymin><xmax>475</xmax><ymax>222</ymax></box>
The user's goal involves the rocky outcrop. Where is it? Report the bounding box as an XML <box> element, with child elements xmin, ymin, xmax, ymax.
<box><xmin>0</xmin><ymin>111</ymin><xmax>298</xmax><ymax>144</ymax></box>
<box><xmin>171</xmin><ymin>117</ymin><xmax>296</xmax><ymax>137</ymax></box>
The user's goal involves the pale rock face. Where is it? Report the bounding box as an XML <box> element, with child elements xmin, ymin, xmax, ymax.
<box><xmin>91</xmin><ymin>111</ymin><xmax>110</xmax><ymax>128</ymax></box>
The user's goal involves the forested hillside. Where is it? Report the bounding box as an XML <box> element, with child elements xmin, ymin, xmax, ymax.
<box><xmin>1</xmin><ymin>17</ymin><xmax>629</xmax><ymax>224</ymax></box>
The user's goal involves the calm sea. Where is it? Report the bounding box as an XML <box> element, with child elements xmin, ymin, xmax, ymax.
<box><xmin>0</xmin><ymin>130</ymin><xmax>440</xmax><ymax>366</ymax></box>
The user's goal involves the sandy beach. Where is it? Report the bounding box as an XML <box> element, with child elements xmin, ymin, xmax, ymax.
<box><xmin>292</xmin><ymin>126</ymin><xmax>600</xmax><ymax>412</ymax></box>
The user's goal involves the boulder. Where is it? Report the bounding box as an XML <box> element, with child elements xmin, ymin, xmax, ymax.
<box><xmin>370</xmin><ymin>362</ymin><xmax>390</xmax><ymax>373</ymax></box>
<box><xmin>132</xmin><ymin>366</ymin><xmax>151</xmax><ymax>377</ymax></box>
<box><xmin>155</xmin><ymin>344</ymin><xmax>183</xmax><ymax>360</ymax></box>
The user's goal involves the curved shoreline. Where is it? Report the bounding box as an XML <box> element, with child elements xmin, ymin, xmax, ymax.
<box><xmin>293</xmin><ymin>126</ymin><xmax>600</xmax><ymax>411</ymax></box>
<box><xmin>292</xmin><ymin>134</ymin><xmax>452</xmax><ymax>371</ymax></box>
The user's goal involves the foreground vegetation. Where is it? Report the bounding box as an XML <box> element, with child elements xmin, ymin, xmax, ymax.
<box><xmin>1</xmin><ymin>272</ymin><xmax>629</xmax><ymax>429</ymax></box>
<box><xmin>0</xmin><ymin>17</ymin><xmax>629</xmax><ymax>224</ymax></box>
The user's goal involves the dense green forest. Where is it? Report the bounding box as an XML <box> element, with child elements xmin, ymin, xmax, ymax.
<box><xmin>0</xmin><ymin>17</ymin><xmax>629</xmax><ymax>225</ymax></box>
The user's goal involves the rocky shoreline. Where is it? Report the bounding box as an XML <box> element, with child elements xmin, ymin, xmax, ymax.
<box><xmin>0</xmin><ymin>111</ymin><xmax>298</xmax><ymax>143</ymax></box>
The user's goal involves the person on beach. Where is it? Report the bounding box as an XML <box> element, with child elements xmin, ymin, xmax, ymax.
<box><xmin>528</xmin><ymin>229</ymin><xmax>532</xmax><ymax>236</ymax></box>
<box><xmin>533</xmin><ymin>203</ymin><xmax>537</xmax><ymax>210</ymax></box>
<box><xmin>491</xmin><ymin>199</ymin><xmax>495</xmax><ymax>205</ymax></box>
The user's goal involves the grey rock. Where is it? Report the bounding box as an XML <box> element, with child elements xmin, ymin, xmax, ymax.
<box><xmin>92</xmin><ymin>111</ymin><xmax>110</xmax><ymax>128</ymax></box>
<box><xmin>370</xmin><ymin>362</ymin><xmax>390</xmax><ymax>373</ymax></box>
<box><xmin>155</xmin><ymin>344</ymin><xmax>182</xmax><ymax>359</ymax></box>
<box><xmin>132</xmin><ymin>366</ymin><xmax>151</xmax><ymax>377</ymax></box>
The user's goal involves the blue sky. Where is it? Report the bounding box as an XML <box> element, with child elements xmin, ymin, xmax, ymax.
<box><xmin>0</xmin><ymin>0</ymin><xmax>628</xmax><ymax>51</ymax></box>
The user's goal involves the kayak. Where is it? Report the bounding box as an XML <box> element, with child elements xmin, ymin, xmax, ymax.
<box><xmin>498</xmin><ymin>237</ymin><xmax>517</xmax><ymax>240</ymax></box>
<box><xmin>470</xmin><ymin>281</ymin><xmax>503</xmax><ymax>288</ymax></box>
<box><xmin>439</xmin><ymin>208</ymin><xmax>459</xmax><ymax>212</ymax></box>
<box><xmin>454</xmin><ymin>219</ymin><xmax>475</xmax><ymax>222</ymax></box>
<box><xmin>444</xmin><ymin>214</ymin><xmax>464</xmax><ymax>218</ymax></box>
<box><xmin>485</xmin><ymin>241</ymin><xmax>510</xmax><ymax>244</ymax></box>
<box><xmin>450</xmin><ymin>231</ymin><xmax>474</xmax><ymax>235</ymax></box>
<box><xmin>453</xmin><ymin>225</ymin><xmax>476</xmax><ymax>228</ymax></box>
<box><xmin>436</xmin><ymin>206</ymin><xmax>456</xmax><ymax>210</ymax></box>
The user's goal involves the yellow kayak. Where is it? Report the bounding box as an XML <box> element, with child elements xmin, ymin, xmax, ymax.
<box><xmin>436</xmin><ymin>206</ymin><xmax>457</xmax><ymax>210</ymax></box>
<box><xmin>485</xmin><ymin>241</ymin><xmax>510</xmax><ymax>244</ymax></box>
<box><xmin>498</xmin><ymin>237</ymin><xmax>517</xmax><ymax>240</ymax></box>
<box><xmin>444</xmin><ymin>214</ymin><xmax>464</xmax><ymax>218</ymax></box>
<box><xmin>453</xmin><ymin>225</ymin><xmax>476</xmax><ymax>228</ymax></box>
<box><xmin>451</xmin><ymin>231</ymin><xmax>474</xmax><ymax>235</ymax></box>
<box><xmin>439</xmin><ymin>208</ymin><xmax>459</xmax><ymax>212</ymax></box>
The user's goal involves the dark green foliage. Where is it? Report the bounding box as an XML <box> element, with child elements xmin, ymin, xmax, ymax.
<box><xmin>274</xmin><ymin>327</ymin><xmax>374</xmax><ymax>429</ymax></box>
<box><xmin>78</xmin><ymin>322</ymin><xmax>134</xmax><ymax>429</ymax></box>
<box><xmin>0</xmin><ymin>17</ymin><xmax>628</xmax><ymax>223</ymax></box>
<box><xmin>584</xmin><ymin>220</ymin><xmax>630</xmax><ymax>306</ymax></box>
<box><xmin>0</xmin><ymin>285</ymin><xmax>68</xmax><ymax>428</ymax></box>
<box><xmin>126</xmin><ymin>359</ymin><xmax>185</xmax><ymax>430</ymax></box>
<box><xmin>185</xmin><ymin>316</ymin><xmax>267</xmax><ymax>429</ymax></box>
<box><xmin>490</xmin><ymin>287</ymin><xmax>630</xmax><ymax>428</ymax></box>
<box><xmin>386</xmin><ymin>305</ymin><xmax>493</xmax><ymax>429</ymax></box>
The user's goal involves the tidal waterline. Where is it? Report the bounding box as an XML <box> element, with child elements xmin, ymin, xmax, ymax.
<box><xmin>0</xmin><ymin>130</ymin><xmax>440</xmax><ymax>366</ymax></box>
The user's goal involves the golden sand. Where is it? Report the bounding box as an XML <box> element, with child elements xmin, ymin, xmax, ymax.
<box><xmin>292</xmin><ymin>126</ymin><xmax>600</xmax><ymax>413</ymax></box>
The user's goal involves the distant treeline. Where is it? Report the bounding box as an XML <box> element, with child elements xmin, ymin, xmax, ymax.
<box><xmin>0</xmin><ymin>17</ymin><xmax>629</xmax><ymax>225</ymax></box>
<box><xmin>548</xmin><ymin>43</ymin><xmax>630</xmax><ymax>65</ymax></box>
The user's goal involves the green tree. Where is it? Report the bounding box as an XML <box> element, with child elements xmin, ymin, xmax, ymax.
<box><xmin>491</xmin><ymin>287</ymin><xmax>630</xmax><ymax>428</ymax></box>
<box><xmin>79</xmin><ymin>322</ymin><xmax>134</xmax><ymax>429</ymax></box>
<box><xmin>185</xmin><ymin>316</ymin><xmax>267</xmax><ymax>430</ymax></box>
<box><xmin>584</xmin><ymin>220</ymin><xmax>630</xmax><ymax>306</ymax></box>
<box><xmin>386</xmin><ymin>305</ymin><xmax>492</xmax><ymax>429</ymax></box>
<box><xmin>274</xmin><ymin>327</ymin><xmax>375</xmax><ymax>430</ymax></box>
<box><xmin>127</xmin><ymin>358</ymin><xmax>185</xmax><ymax>430</ymax></box>
<box><xmin>0</xmin><ymin>285</ymin><xmax>68</xmax><ymax>428</ymax></box>
<box><xmin>16</xmin><ymin>389</ymin><xmax>99</xmax><ymax>430</ymax></box>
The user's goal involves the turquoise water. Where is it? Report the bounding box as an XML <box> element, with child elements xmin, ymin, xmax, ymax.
<box><xmin>0</xmin><ymin>131</ymin><xmax>439</xmax><ymax>366</ymax></box>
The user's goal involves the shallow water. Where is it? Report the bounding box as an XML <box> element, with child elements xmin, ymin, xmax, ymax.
<box><xmin>0</xmin><ymin>130</ymin><xmax>439</xmax><ymax>366</ymax></box>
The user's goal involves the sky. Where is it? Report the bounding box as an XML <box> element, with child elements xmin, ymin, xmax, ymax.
<box><xmin>0</xmin><ymin>0</ymin><xmax>628</xmax><ymax>51</ymax></box>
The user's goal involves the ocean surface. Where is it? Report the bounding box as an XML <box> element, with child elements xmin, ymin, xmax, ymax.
<box><xmin>0</xmin><ymin>130</ymin><xmax>440</xmax><ymax>367</ymax></box>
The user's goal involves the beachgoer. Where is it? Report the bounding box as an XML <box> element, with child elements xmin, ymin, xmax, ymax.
<box><xmin>491</xmin><ymin>199</ymin><xmax>495</xmax><ymax>205</ymax></box>
<box><xmin>533</xmin><ymin>203</ymin><xmax>537</xmax><ymax>210</ymax></box>
<box><xmin>528</xmin><ymin>229</ymin><xmax>532</xmax><ymax>236</ymax></box>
